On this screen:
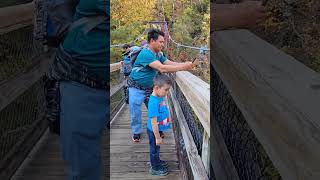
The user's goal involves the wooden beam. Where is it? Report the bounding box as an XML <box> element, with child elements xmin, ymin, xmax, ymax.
<box><xmin>110</xmin><ymin>62</ymin><xmax>121</xmax><ymax>73</ymax></box>
<box><xmin>0</xmin><ymin>51</ymin><xmax>54</xmax><ymax>111</ymax></box>
<box><xmin>168</xmin><ymin>90</ymin><xmax>209</xmax><ymax>180</ymax></box>
<box><xmin>0</xmin><ymin>2</ymin><xmax>34</xmax><ymax>35</ymax></box>
<box><xmin>201</xmin><ymin>132</ymin><xmax>210</xmax><ymax>174</ymax></box>
<box><xmin>210</xmin><ymin>115</ymin><xmax>240</xmax><ymax>180</ymax></box>
<box><xmin>175</xmin><ymin>71</ymin><xmax>210</xmax><ymax>136</ymax></box>
<box><xmin>110</xmin><ymin>81</ymin><xmax>125</xmax><ymax>97</ymax></box>
<box><xmin>213</xmin><ymin>29</ymin><xmax>320</xmax><ymax>180</ymax></box>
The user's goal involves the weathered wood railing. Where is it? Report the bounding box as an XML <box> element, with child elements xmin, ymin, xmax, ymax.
<box><xmin>0</xmin><ymin>1</ymin><xmax>34</xmax><ymax>35</ymax></box>
<box><xmin>168</xmin><ymin>71</ymin><xmax>210</xmax><ymax>180</ymax></box>
<box><xmin>110</xmin><ymin>62</ymin><xmax>125</xmax><ymax>120</ymax></box>
<box><xmin>212</xmin><ymin>29</ymin><xmax>320</xmax><ymax>180</ymax></box>
<box><xmin>0</xmin><ymin>1</ymin><xmax>52</xmax><ymax>180</ymax></box>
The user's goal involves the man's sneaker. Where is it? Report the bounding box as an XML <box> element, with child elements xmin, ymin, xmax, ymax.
<box><xmin>132</xmin><ymin>134</ymin><xmax>140</xmax><ymax>142</ymax></box>
<box><xmin>149</xmin><ymin>166</ymin><xmax>168</xmax><ymax>176</ymax></box>
<box><xmin>159</xmin><ymin>131</ymin><xmax>165</xmax><ymax>138</ymax></box>
<box><xmin>159</xmin><ymin>160</ymin><xmax>168</xmax><ymax>168</ymax></box>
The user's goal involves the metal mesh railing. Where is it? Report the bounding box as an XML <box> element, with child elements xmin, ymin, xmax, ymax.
<box><xmin>171</xmin><ymin>77</ymin><xmax>204</xmax><ymax>154</ymax></box>
<box><xmin>169</xmin><ymin>74</ymin><xmax>206</xmax><ymax>180</ymax></box>
<box><xmin>0</xmin><ymin>24</ymin><xmax>46</xmax><ymax>179</ymax></box>
<box><xmin>0</xmin><ymin>25</ymin><xmax>43</xmax><ymax>82</ymax></box>
<box><xmin>0</xmin><ymin>79</ymin><xmax>46</xmax><ymax>160</ymax></box>
<box><xmin>110</xmin><ymin>69</ymin><xmax>125</xmax><ymax>120</ymax></box>
<box><xmin>211</xmin><ymin>66</ymin><xmax>282</xmax><ymax>180</ymax></box>
<box><xmin>169</xmin><ymin>104</ymin><xmax>194</xmax><ymax>180</ymax></box>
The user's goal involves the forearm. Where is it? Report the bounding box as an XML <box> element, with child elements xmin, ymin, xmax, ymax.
<box><xmin>159</xmin><ymin>64</ymin><xmax>185</xmax><ymax>73</ymax></box>
<box><xmin>151</xmin><ymin>123</ymin><xmax>161</xmax><ymax>139</ymax></box>
<box><xmin>164</xmin><ymin>59</ymin><xmax>181</xmax><ymax>66</ymax></box>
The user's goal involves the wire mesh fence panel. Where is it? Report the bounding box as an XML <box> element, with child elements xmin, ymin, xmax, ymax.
<box><xmin>212</xmin><ymin>67</ymin><xmax>282</xmax><ymax>180</ymax></box>
<box><xmin>0</xmin><ymin>25</ymin><xmax>46</xmax><ymax>179</ymax></box>
<box><xmin>110</xmin><ymin>70</ymin><xmax>125</xmax><ymax>120</ymax></box>
<box><xmin>168</xmin><ymin>73</ymin><xmax>207</xmax><ymax>180</ymax></box>
<box><xmin>168</xmin><ymin>92</ymin><xmax>195</xmax><ymax>180</ymax></box>
<box><xmin>0</xmin><ymin>79</ymin><xmax>46</xmax><ymax>160</ymax></box>
<box><xmin>0</xmin><ymin>25</ymin><xmax>43</xmax><ymax>82</ymax></box>
<box><xmin>171</xmin><ymin>76</ymin><xmax>204</xmax><ymax>155</ymax></box>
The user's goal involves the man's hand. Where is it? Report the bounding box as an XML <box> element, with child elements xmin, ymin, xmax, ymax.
<box><xmin>183</xmin><ymin>62</ymin><xmax>194</xmax><ymax>71</ymax></box>
<box><xmin>156</xmin><ymin>137</ymin><xmax>163</xmax><ymax>145</ymax></box>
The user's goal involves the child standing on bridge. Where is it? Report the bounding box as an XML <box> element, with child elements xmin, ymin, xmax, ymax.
<box><xmin>147</xmin><ymin>74</ymin><xmax>172</xmax><ymax>176</ymax></box>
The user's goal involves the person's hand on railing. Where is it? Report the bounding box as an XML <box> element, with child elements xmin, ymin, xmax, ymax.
<box><xmin>183</xmin><ymin>61</ymin><xmax>194</xmax><ymax>71</ymax></box>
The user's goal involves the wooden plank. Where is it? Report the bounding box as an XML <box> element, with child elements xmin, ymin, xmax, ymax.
<box><xmin>168</xmin><ymin>90</ymin><xmax>209</xmax><ymax>180</ymax></box>
<box><xmin>15</xmin><ymin>162</ymin><xmax>179</xmax><ymax>175</ymax></box>
<box><xmin>110</xmin><ymin>129</ymin><xmax>175</xmax><ymax>145</ymax></box>
<box><xmin>201</xmin><ymin>131</ymin><xmax>210</xmax><ymax>175</ymax></box>
<box><xmin>175</xmin><ymin>71</ymin><xmax>210</xmax><ymax>136</ymax></box>
<box><xmin>0</xmin><ymin>2</ymin><xmax>34</xmax><ymax>35</ymax></box>
<box><xmin>110</xmin><ymin>172</ymin><xmax>181</xmax><ymax>180</ymax></box>
<box><xmin>210</xmin><ymin>114</ymin><xmax>240</xmax><ymax>180</ymax></box>
<box><xmin>168</xmin><ymin>100</ymin><xmax>189</xmax><ymax>180</ymax></box>
<box><xmin>0</xmin><ymin>51</ymin><xmax>54</xmax><ymax>111</ymax></box>
<box><xmin>110</xmin><ymin>104</ymin><xmax>181</xmax><ymax>179</ymax></box>
<box><xmin>110</xmin><ymin>103</ymin><xmax>126</xmax><ymax>124</ymax></box>
<box><xmin>110</xmin><ymin>81</ymin><xmax>125</xmax><ymax>97</ymax></box>
<box><xmin>110</xmin><ymin>152</ymin><xmax>178</xmax><ymax>162</ymax></box>
<box><xmin>213</xmin><ymin>29</ymin><xmax>320</xmax><ymax>180</ymax></box>
<box><xmin>110</xmin><ymin>62</ymin><xmax>121</xmax><ymax>72</ymax></box>
<box><xmin>110</xmin><ymin>145</ymin><xmax>177</xmax><ymax>153</ymax></box>
<box><xmin>109</xmin><ymin>162</ymin><xmax>180</xmax><ymax>173</ymax></box>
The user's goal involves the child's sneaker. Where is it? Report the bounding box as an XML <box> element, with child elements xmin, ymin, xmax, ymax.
<box><xmin>132</xmin><ymin>134</ymin><xmax>140</xmax><ymax>142</ymax></box>
<box><xmin>149</xmin><ymin>166</ymin><xmax>168</xmax><ymax>176</ymax></box>
<box><xmin>159</xmin><ymin>160</ymin><xmax>168</xmax><ymax>168</ymax></box>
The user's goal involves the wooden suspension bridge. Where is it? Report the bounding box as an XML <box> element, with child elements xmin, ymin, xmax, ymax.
<box><xmin>1</xmin><ymin>1</ymin><xmax>320</xmax><ymax>180</ymax></box>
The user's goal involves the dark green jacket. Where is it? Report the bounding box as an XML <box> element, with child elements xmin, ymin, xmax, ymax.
<box><xmin>62</xmin><ymin>0</ymin><xmax>109</xmax><ymax>81</ymax></box>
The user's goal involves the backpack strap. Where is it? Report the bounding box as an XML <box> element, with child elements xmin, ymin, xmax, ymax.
<box><xmin>69</xmin><ymin>15</ymin><xmax>107</xmax><ymax>34</ymax></box>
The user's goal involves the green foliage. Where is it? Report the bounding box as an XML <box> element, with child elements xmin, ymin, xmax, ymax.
<box><xmin>110</xmin><ymin>0</ymin><xmax>210</xmax><ymax>82</ymax></box>
<box><xmin>166</xmin><ymin>0</ymin><xmax>210</xmax><ymax>83</ymax></box>
<box><xmin>110</xmin><ymin>0</ymin><xmax>155</xmax><ymax>62</ymax></box>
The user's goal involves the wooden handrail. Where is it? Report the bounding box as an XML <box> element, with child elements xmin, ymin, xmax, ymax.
<box><xmin>0</xmin><ymin>1</ymin><xmax>34</xmax><ymax>35</ymax></box>
<box><xmin>168</xmin><ymin>90</ymin><xmax>209</xmax><ymax>180</ymax></box>
<box><xmin>175</xmin><ymin>71</ymin><xmax>210</xmax><ymax>136</ymax></box>
<box><xmin>213</xmin><ymin>29</ymin><xmax>320</xmax><ymax>180</ymax></box>
<box><xmin>110</xmin><ymin>81</ymin><xmax>125</xmax><ymax>97</ymax></box>
<box><xmin>110</xmin><ymin>62</ymin><xmax>121</xmax><ymax>72</ymax></box>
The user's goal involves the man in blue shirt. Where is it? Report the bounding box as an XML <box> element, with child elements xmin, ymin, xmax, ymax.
<box><xmin>128</xmin><ymin>29</ymin><xmax>193</xmax><ymax>142</ymax></box>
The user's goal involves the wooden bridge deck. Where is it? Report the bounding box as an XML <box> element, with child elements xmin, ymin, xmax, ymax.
<box><xmin>9</xmin><ymin>104</ymin><xmax>181</xmax><ymax>180</ymax></box>
<box><xmin>110</xmin><ymin>104</ymin><xmax>181</xmax><ymax>180</ymax></box>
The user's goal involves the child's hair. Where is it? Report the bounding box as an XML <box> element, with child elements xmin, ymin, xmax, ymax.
<box><xmin>153</xmin><ymin>73</ymin><xmax>172</xmax><ymax>87</ymax></box>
